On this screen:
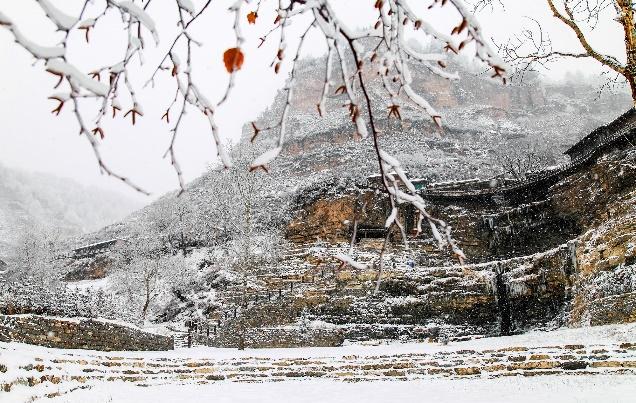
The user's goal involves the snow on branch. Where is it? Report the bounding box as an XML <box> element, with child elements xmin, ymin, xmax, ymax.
<box><xmin>334</xmin><ymin>253</ymin><xmax>368</xmax><ymax>271</ymax></box>
<box><xmin>0</xmin><ymin>12</ymin><xmax>64</xmax><ymax>59</ymax></box>
<box><xmin>46</xmin><ymin>59</ymin><xmax>109</xmax><ymax>96</ymax></box>
<box><xmin>36</xmin><ymin>0</ymin><xmax>78</xmax><ymax>31</ymax></box>
<box><xmin>115</xmin><ymin>1</ymin><xmax>160</xmax><ymax>45</ymax></box>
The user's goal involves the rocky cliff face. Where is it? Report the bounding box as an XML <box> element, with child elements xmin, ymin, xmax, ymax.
<box><xmin>557</xmin><ymin>150</ymin><xmax>636</xmax><ymax>326</ymax></box>
<box><xmin>279</xmin><ymin>145</ymin><xmax>636</xmax><ymax>338</ymax></box>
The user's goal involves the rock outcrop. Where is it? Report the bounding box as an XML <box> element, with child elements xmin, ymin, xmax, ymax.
<box><xmin>274</xmin><ymin>116</ymin><xmax>636</xmax><ymax>339</ymax></box>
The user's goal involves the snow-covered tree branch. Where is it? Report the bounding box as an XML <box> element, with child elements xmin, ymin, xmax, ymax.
<box><xmin>1</xmin><ymin>0</ymin><xmax>506</xmax><ymax>262</ymax></box>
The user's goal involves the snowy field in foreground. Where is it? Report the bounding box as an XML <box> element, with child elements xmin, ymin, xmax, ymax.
<box><xmin>43</xmin><ymin>376</ymin><xmax>636</xmax><ymax>403</ymax></box>
<box><xmin>2</xmin><ymin>322</ymin><xmax>636</xmax><ymax>402</ymax></box>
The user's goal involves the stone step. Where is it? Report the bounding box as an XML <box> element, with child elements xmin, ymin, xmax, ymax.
<box><xmin>4</xmin><ymin>342</ymin><xmax>636</xmax><ymax>397</ymax></box>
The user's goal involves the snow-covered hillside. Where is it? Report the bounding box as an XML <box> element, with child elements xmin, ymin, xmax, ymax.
<box><xmin>0</xmin><ymin>164</ymin><xmax>141</xmax><ymax>258</ymax></box>
<box><xmin>82</xmin><ymin>57</ymin><xmax>630</xmax><ymax>249</ymax></box>
<box><xmin>44</xmin><ymin>56</ymin><xmax>633</xmax><ymax>329</ymax></box>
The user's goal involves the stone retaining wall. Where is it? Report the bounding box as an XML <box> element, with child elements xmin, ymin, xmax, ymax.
<box><xmin>244</xmin><ymin>327</ymin><xmax>344</xmax><ymax>348</ymax></box>
<box><xmin>0</xmin><ymin>315</ymin><xmax>173</xmax><ymax>351</ymax></box>
<box><xmin>3</xmin><ymin>339</ymin><xmax>636</xmax><ymax>398</ymax></box>
<box><xmin>200</xmin><ymin>325</ymin><xmax>344</xmax><ymax>349</ymax></box>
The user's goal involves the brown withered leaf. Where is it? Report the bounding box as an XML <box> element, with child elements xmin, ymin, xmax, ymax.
<box><xmin>432</xmin><ymin>115</ymin><xmax>442</xmax><ymax>128</ymax></box>
<box><xmin>247</xmin><ymin>11</ymin><xmax>258</xmax><ymax>24</ymax></box>
<box><xmin>79</xmin><ymin>27</ymin><xmax>91</xmax><ymax>43</ymax></box>
<box><xmin>124</xmin><ymin>109</ymin><xmax>142</xmax><ymax>125</ymax></box>
<box><xmin>451</xmin><ymin>18</ymin><xmax>468</xmax><ymax>35</ymax></box>
<box><xmin>223</xmin><ymin>48</ymin><xmax>244</xmax><ymax>73</ymax></box>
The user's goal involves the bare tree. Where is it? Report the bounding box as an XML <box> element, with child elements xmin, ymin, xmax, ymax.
<box><xmin>111</xmin><ymin>231</ymin><xmax>184</xmax><ymax>322</ymax></box>
<box><xmin>373</xmin><ymin>227</ymin><xmax>391</xmax><ymax>295</ymax></box>
<box><xmin>496</xmin><ymin>142</ymin><xmax>556</xmax><ymax>180</ymax></box>
<box><xmin>10</xmin><ymin>225</ymin><xmax>62</xmax><ymax>283</ymax></box>
<box><xmin>482</xmin><ymin>0</ymin><xmax>636</xmax><ymax>104</ymax></box>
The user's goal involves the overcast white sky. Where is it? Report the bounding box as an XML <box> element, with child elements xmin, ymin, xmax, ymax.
<box><xmin>0</xmin><ymin>0</ymin><xmax>626</xmax><ymax>203</ymax></box>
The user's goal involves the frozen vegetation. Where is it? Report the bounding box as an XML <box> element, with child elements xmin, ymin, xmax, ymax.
<box><xmin>0</xmin><ymin>164</ymin><xmax>141</xmax><ymax>260</ymax></box>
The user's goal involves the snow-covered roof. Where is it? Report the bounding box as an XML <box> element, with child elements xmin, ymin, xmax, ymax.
<box><xmin>73</xmin><ymin>238</ymin><xmax>126</xmax><ymax>252</ymax></box>
<box><xmin>564</xmin><ymin>108</ymin><xmax>636</xmax><ymax>156</ymax></box>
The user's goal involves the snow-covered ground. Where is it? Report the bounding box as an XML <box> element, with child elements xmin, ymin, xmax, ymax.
<box><xmin>42</xmin><ymin>375</ymin><xmax>636</xmax><ymax>403</ymax></box>
<box><xmin>2</xmin><ymin>323</ymin><xmax>635</xmax><ymax>402</ymax></box>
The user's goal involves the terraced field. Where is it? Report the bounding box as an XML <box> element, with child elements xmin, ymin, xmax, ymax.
<box><xmin>2</xmin><ymin>324</ymin><xmax>635</xmax><ymax>402</ymax></box>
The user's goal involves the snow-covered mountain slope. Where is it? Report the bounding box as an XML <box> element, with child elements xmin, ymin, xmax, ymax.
<box><xmin>253</xmin><ymin>56</ymin><xmax>630</xmax><ymax>185</ymax></box>
<box><xmin>0</xmin><ymin>164</ymin><xmax>141</xmax><ymax>257</ymax></box>
<box><xmin>82</xmin><ymin>57</ymin><xmax>630</xmax><ymax>248</ymax></box>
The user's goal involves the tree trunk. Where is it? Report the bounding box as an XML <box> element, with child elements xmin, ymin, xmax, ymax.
<box><xmin>141</xmin><ymin>301</ymin><xmax>149</xmax><ymax>321</ymax></box>
<box><xmin>618</xmin><ymin>0</ymin><xmax>636</xmax><ymax>105</ymax></box>
<box><xmin>181</xmin><ymin>232</ymin><xmax>187</xmax><ymax>256</ymax></box>
<box><xmin>374</xmin><ymin>229</ymin><xmax>391</xmax><ymax>295</ymax></box>
<box><xmin>142</xmin><ymin>290</ymin><xmax>150</xmax><ymax>320</ymax></box>
<box><xmin>142</xmin><ymin>275</ymin><xmax>151</xmax><ymax>320</ymax></box>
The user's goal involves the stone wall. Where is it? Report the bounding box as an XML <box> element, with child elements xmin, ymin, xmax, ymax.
<box><xmin>195</xmin><ymin>299</ymin><xmax>344</xmax><ymax>348</ymax></box>
<box><xmin>0</xmin><ymin>315</ymin><xmax>173</xmax><ymax>351</ymax></box>
<box><xmin>243</xmin><ymin>327</ymin><xmax>344</xmax><ymax>348</ymax></box>
<box><xmin>305</xmin><ymin>243</ymin><xmax>575</xmax><ymax>338</ymax></box>
<box><xmin>556</xmin><ymin>149</ymin><xmax>636</xmax><ymax>326</ymax></box>
<box><xmin>5</xmin><ymin>338</ymin><xmax>634</xmax><ymax>396</ymax></box>
<box><xmin>198</xmin><ymin>323</ymin><xmax>344</xmax><ymax>349</ymax></box>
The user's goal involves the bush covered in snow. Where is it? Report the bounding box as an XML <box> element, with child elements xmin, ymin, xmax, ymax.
<box><xmin>0</xmin><ymin>278</ymin><xmax>138</xmax><ymax>324</ymax></box>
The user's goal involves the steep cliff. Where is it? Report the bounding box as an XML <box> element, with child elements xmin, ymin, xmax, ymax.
<box><xmin>279</xmin><ymin>141</ymin><xmax>636</xmax><ymax>338</ymax></box>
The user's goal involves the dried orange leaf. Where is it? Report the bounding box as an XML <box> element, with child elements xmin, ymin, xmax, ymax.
<box><xmin>247</xmin><ymin>11</ymin><xmax>257</xmax><ymax>24</ymax></box>
<box><xmin>223</xmin><ymin>47</ymin><xmax>244</xmax><ymax>73</ymax></box>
